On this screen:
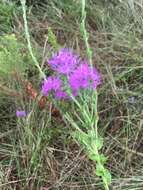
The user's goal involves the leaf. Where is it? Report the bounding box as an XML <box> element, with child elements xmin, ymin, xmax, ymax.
<box><xmin>73</xmin><ymin>131</ymin><xmax>90</xmax><ymax>147</ymax></box>
<box><xmin>89</xmin><ymin>153</ymin><xmax>107</xmax><ymax>163</ymax></box>
<box><xmin>100</xmin><ymin>154</ymin><xmax>107</xmax><ymax>164</ymax></box>
<box><xmin>96</xmin><ymin>164</ymin><xmax>111</xmax><ymax>184</ymax></box>
<box><xmin>96</xmin><ymin>164</ymin><xmax>103</xmax><ymax>177</ymax></box>
<box><xmin>90</xmin><ymin>136</ymin><xmax>103</xmax><ymax>150</ymax></box>
<box><xmin>95</xmin><ymin>137</ymin><xmax>104</xmax><ymax>150</ymax></box>
<box><xmin>88</xmin><ymin>153</ymin><xmax>100</xmax><ymax>161</ymax></box>
<box><xmin>48</xmin><ymin>27</ymin><xmax>59</xmax><ymax>50</ymax></box>
<box><xmin>104</xmin><ymin>169</ymin><xmax>112</xmax><ymax>184</ymax></box>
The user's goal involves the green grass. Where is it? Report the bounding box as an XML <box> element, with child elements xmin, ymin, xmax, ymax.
<box><xmin>0</xmin><ymin>0</ymin><xmax>143</xmax><ymax>189</ymax></box>
<box><xmin>0</xmin><ymin>1</ymin><xmax>18</xmax><ymax>34</ymax></box>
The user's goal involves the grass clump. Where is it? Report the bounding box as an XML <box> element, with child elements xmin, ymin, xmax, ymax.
<box><xmin>0</xmin><ymin>34</ymin><xmax>29</xmax><ymax>77</ymax></box>
<box><xmin>0</xmin><ymin>1</ymin><xmax>17</xmax><ymax>34</ymax></box>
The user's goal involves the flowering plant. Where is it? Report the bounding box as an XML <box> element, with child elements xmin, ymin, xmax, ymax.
<box><xmin>41</xmin><ymin>48</ymin><xmax>111</xmax><ymax>190</ymax></box>
<box><xmin>19</xmin><ymin>0</ymin><xmax>111</xmax><ymax>189</ymax></box>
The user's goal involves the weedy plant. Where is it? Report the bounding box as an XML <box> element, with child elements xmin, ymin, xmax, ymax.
<box><xmin>19</xmin><ymin>0</ymin><xmax>111</xmax><ymax>190</ymax></box>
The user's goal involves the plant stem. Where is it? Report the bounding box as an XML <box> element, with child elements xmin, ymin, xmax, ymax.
<box><xmin>93</xmin><ymin>143</ymin><xmax>109</xmax><ymax>190</ymax></box>
<box><xmin>80</xmin><ymin>1</ymin><xmax>111</xmax><ymax>188</ymax></box>
<box><xmin>20</xmin><ymin>0</ymin><xmax>46</xmax><ymax>79</ymax></box>
<box><xmin>81</xmin><ymin>0</ymin><xmax>92</xmax><ymax>66</ymax></box>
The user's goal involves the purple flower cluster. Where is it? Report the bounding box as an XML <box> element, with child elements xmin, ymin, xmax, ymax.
<box><xmin>42</xmin><ymin>48</ymin><xmax>101</xmax><ymax>99</ymax></box>
<box><xmin>69</xmin><ymin>63</ymin><xmax>101</xmax><ymax>95</ymax></box>
<box><xmin>42</xmin><ymin>77</ymin><xmax>62</xmax><ymax>96</ymax></box>
<box><xmin>48</xmin><ymin>48</ymin><xmax>80</xmax><ymax>75</ymax></box>
<box><xmin>41</xmin><ymin>76</ymin><xmax>68</xmax><ymax>99</ymax></box>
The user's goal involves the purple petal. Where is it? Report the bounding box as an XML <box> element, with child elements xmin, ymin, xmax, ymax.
<box><xmin>16</xmin><ymin>110</ymin><xmax>27</xmax><ymax>117</ymax></box>
<box><xmin>69</xmin><ymin>63</ymin><xmax>101</xmax><ymax>93</ymax></box>
<box><xmin>42</xmin><ymin>77</ymin><xmax>62</xmax><ymax>96</ymax></box>
<box><xmin>48</xmin><ymin>48</ymin><xmax>80</xmax><ymax>74</ymax></box>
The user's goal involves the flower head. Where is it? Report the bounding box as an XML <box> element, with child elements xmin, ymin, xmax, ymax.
<box><xmin>48</xmin><ymin>48</ymin><xmax>80</xmax><ymax>74</ymax></box>
<box><xmin>54</xmin><ymin>90</ymin><xmax>68</xmax><ymax>100</ymax></box>
<box><xmin>69</xmin><ymin>63</ymin><xmax>101</xmax><ymax>95</ymax></box>
<box><xmin>41</xmin><ymin>76</ymin><xmax>62</xmax><ymax>96</ymax></box>
<box><xmin>16</xmin><ymin>110</ymin><xmax>27</xmax><ymax>117</ymax></box>
<box><xmin>43</xmin><ymin>48</ymin><xmax>101</xmax><ymax>99</ymax></box>
<box><xmin>42</xmin><ymin>76</ymin><xmax>68</xmax><ymax>99</ymax></box>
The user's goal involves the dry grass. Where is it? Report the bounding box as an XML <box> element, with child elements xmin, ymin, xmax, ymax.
<box><xmin>0</xmin><ymin>0</ymin><xmax>143</xmax><ymax>189</ymax></box>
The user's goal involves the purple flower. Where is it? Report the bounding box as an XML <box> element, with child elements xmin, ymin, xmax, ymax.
<box><xmin>42</xmin><ymin>77</ymin><xmax>68</xmax><ymax>99</ymax></box>
<box><xmin>69</xmin><ymin>63</ymin><xmax>101</xmax><ymax>94</ymax></box>
<box><xmin>42</xmin><ymin>76</ymin><xmax>62</xmax><ymax>96</ymax></box>
<box><xmin>48</xmin><ymin>48</ymin><xmax>80</xmax><ymax>74</ymax></box>
<box><xmin>42</xmin><ymin>48</ymin><xmax>102</xmax><ymax>99</ymax></box>
<box><xmin>16</xmin><ymin>110</ymin><xmax>27</xmax><ymax>117</ymax></box>
<box><xmin>54</xmin><ymin>90</ymin><xmax>68</xmax><ymax>100</ymax></box>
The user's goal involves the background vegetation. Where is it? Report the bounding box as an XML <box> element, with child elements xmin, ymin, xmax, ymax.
<box><xmin>0</xmin><ymin>0</ymin><xmax>143</xmax><ymax>189</ymax></box>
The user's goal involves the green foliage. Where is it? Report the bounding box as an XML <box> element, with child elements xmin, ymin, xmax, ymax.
<box><xmin>96</xmin><ymin>165</ymin><xmax>111</xmax><ymax>185</ymax></box>
<box><xmin>76</xmin><ymin>2</ymin><xmax>111</xmax><ymax>188</ymax></box>
<box><xmin>80</xmin><ymin>0</ymin><xmax>93</xmax><ymax>65</ymax></box>
<box><xmin>47</xmin><ymin>27</ymin><xmax>60</xmax><ymax>50</ymax></box>
<box><xmin>0</xmin><ymin>1</ymin><xmax>16</xmax><ymax>34</ymax></box>
<box><xmin>21</xmin><ymin>0</ymin><xmax>46</xmax><ymax>79</ymax></box>
<box><xmin>0</xmin><ymin>34</ymin><xmax>30</xmax><ymax>77</ymax></box>
<box><xmin>74</xmin><ymin>127</ymin><xmax>111</xmax><ymax>189</ymax></box>
<box><xmin>65</xmin><ymin>91</ymin><xmax>111</xmax><ymax>190</ymax></box>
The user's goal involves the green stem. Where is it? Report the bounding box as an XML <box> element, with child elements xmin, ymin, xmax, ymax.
<box><xmin>87</xmin><ymin>92</ymin><xmax>110</xmax><ymax>190</ymax></box>
<box><xmin>20</xmin><ymin>0</ymin><xmax>46</xmax><ymax>79</ymax></box>
<box><xmin>93</xmin><ymin>143</ymin><xmax>109</xmax><ymax>190</ymax></box>
<box><xmin>81</xmin><ymin>0</ymin><xmax>92</xmax><ymax>66</ymax></box>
